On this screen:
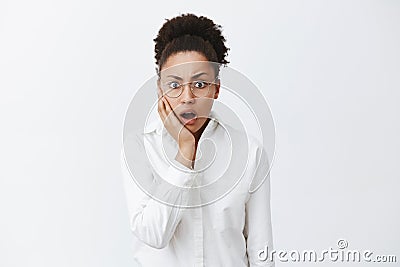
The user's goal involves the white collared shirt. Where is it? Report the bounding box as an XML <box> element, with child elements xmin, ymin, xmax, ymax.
<box><xmin>121</xmin><ymin>112</ymin><xmax>274</xmax><ymax>267</ymax></box>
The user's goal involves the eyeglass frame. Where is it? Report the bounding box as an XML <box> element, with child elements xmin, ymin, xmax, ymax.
<box><xmin>159</xmin><ymin>79</ymin><xmax>219</xmax><ymax>98</ymax></box>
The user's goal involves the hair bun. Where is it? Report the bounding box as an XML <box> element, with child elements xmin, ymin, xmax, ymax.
<box><xmin>154</xmin><ymin>13</ymin><xmax>229</xmax><ymax>66</ymax></box>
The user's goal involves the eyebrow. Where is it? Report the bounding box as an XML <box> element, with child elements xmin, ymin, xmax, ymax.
<box><xmin>166</xmin><ymin>72</ymin><xmax>209</xmax><ymax>80</ymax></box>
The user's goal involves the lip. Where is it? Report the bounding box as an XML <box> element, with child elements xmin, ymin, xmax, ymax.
<box><xmin>178</xmin><ymin>109</ymin><xmax>198</xmax><ymax>125</ymax></box>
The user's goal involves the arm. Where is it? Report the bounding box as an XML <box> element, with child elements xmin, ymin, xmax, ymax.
<box><xmin>120</xmin><ymin>87</ymin><xmax>199</xmax><ymax>249</ymax></box>
<box><xmin>120</xmin><ymin>134</ymin><xmax>196</xmax><ymax>249</ymax></box>
<box><xmin>244</xmin><ymin>146</ymin><xmax>275</xmax><ymax>267</ymax></box>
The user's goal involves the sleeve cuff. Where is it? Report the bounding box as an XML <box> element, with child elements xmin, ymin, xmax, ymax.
<box><xmin>162</xmin><ymin>160</ymin><xmax>197</xmax><ymax>187</ymax></box>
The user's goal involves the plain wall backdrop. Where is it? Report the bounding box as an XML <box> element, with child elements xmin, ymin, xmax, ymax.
<box><xmin>0</xmin><ymin>0</ymin><xmax>399</xmax><ymax>266</ymax></box>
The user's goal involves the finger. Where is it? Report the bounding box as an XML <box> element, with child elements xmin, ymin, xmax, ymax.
<box><xmin>158</xmin><ymin>93</ymin><xmax>167</xmax><ymax>120</ymax></box>
<box><xmin>163</xmin><ymin>100</ymin><xmax>185</xmax><ymax>131</ymax></box>
<box><xmin>158</xmin><ymin>93</ymin><xmax>182</xmax><ymax>127</ymax></box>
<box><xmin>157</xmin><ymin>87</ymin><xmax>163</xmax><ymax>98</ymax></box>
<box><xmin>157</xmin><ymin>88</ymin><xmax>164</xmax><ymax>104</ymax></box>
<box><xmin>162</xmin><ymin>97</ymin><xmax>179</xmax><ymax>119</ymax></box>
<box><xmin>161</xmin><ymin>97</ymin><xmax>173</xmax><ymax>121</ymax></box>
<box><xmin>157</xmin><ymin>93</ymin><xmax>164</xmax><ymax>113</ymax></box>
<box><xmin>162</xmin><ymin>97</ymin><xmax>172</xmax><ymax>113</ymax></box>
<box><xmin>163</xmin><ymin>97</ymin><xmax>180</xmax><ymax>122</ymax></box>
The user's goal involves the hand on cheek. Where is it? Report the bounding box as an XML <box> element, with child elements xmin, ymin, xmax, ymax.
<box><xmin>157</xmin><ymin>88</ymin><xmax>197</xmax><ymax>169</ymax></box>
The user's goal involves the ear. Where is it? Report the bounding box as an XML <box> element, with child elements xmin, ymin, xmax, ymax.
<box><xmin>213</xmin><ymin>79</ymin><xmax>220</xmax><ymax>99</ymax></box>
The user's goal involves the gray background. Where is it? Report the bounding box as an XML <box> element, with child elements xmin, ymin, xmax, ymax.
<box><xmin>0</xmin><ymin>0</ymin><xmax>399</xmax><ymax>266</ymax></box>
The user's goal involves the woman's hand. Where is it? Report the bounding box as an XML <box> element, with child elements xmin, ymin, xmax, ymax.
<box><xmin>157</xmin><ymin>88</ymin><xmax>196</xmax><ymax>169</ymax></box>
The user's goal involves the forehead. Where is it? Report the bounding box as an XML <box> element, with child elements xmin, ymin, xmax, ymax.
<box><xmin>160</xmin><ymin>52</ymin><xmax>216</xmax><ymax>79</ymax></box>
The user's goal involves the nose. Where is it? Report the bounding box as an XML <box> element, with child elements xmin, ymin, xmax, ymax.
<box><xmin>180</xmin><ymin>83</ymin><xmax>195</xmax><ymax>103</ymax></box>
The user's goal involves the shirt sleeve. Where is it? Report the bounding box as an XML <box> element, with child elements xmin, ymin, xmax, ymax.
<box><xmin>244</xmin><ymin>145</ymin><xmax>275</xmax><ymax>267</ymax></box>
<box><xmin>120</xmin><ymin>132</ymin><xmax>197</xmax><ymax>249</ymax></box>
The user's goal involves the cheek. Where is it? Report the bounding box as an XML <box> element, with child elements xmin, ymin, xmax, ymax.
<box><xmin>166</xmin><ymin>97</ymin><xmax>179</xmax><ymax>111</ymax></box>
<box><xmin>196</xmin><ymin>98</ymin><xmax>214</xmax><ymax>116</ymax></box>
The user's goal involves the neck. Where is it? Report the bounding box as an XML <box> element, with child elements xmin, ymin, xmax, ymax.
<box><xmin>193</xmin><ymin>117</ymin><xmax>211</xmax><ymax>145</ymax></box>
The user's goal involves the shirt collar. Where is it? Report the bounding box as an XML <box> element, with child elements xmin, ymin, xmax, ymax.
<box><xmin>143</xmin><ymin>110</ymin><xmax>220</xmax><ymax>136</ymax></box>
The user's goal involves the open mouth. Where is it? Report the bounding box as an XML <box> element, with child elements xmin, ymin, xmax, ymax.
<box><xmin>179</xmin><ymin>111</ymin><xmax>197</xmax><ymax>125</ymax></box>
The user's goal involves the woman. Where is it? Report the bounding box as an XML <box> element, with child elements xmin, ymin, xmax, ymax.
<box><xmin>122</xmin><ymin>13</ymin><xmax>274</xmax><ymax>267</ymax></box>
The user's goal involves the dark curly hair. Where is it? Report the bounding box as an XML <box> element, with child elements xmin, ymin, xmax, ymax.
<box><xmin>154</xmin><ymin>13</ymin><xmax>230</xmax><ymax>74</ymax></box>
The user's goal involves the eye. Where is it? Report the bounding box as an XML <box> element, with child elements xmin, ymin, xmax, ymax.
<box><xmin>168</xmin><ymin>81</ymin><xmax>180</xmax><ymax>89</ymax></box>
<box><xmin>193</xmin><ymin>81</ymin><xmax>207</xmax><ymax>89</ymax></box>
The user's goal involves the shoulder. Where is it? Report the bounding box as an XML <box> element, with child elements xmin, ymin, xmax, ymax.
<box><xmin>218</xmin><ymin>123</ymin><xmax>270</xmax><ymax>193</ymax></box>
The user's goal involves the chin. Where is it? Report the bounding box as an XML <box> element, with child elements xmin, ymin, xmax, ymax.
<box><xmin>188</xmin><ymin>118</ymin><xmax>208</xmax><ymax>133</ymax></box>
